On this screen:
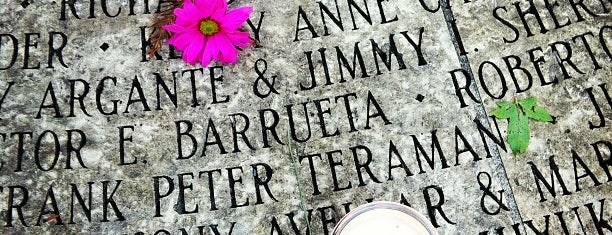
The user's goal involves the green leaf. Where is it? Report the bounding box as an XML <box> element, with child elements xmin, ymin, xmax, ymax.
<box><xmin>489</xmin><ymin>96</ymin><xmax>554</xmax><ymax>155</ymax></box>
<box><xmin>491</xmin><ymin>101</ymin><xmax>515</xmax><ymax>119</ymax></box>
<box><xmin>520</xmin><ymin>97</ymin><xmax>554</xmax><ymax>122</ymax></box>
<box><xmin>528</xmin><ymin>106</ymin><xmax>553</xmax><ymax>122</ymax></box>
<box><xmin>507</xmin><ymin>107</ymin><xmax>530</xmax><ymax>155</ymax></box>
<box><xmin>518</xmin><ymin>97</ymin><xmax>536</xmax><ymax>111</ymax></box>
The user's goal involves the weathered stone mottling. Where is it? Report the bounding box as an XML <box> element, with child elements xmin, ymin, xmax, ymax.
<box><xmin>0</xmin><ymin>0</ymin><xmax>610</xmax><ymax>234</ymax></box>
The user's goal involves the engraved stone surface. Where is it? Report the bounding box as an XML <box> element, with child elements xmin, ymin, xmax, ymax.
<box><xmin>0</xmin><ymin>0</ymin><xmax>610</xmax><ymax>234</ymax></box>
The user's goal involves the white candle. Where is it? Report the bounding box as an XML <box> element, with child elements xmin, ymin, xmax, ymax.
<box><xmin>333</xmin><ymin>202</ymin><xmax>438</xmax><ymax>235</ymax></box>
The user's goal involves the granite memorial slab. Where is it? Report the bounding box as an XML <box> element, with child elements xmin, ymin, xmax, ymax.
<box><xmin>0</xmin><ymin>0</ymin><xmax>610</xmax><ymax>234</ymax></box>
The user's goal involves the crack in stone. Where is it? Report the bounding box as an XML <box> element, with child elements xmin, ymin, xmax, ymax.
<box><xmin>439</xmin><ymin>0</ymin><xmax>527</xmax><ymax>233</ymax></box>
<box><xmin>285</xmin><ymin>97</ymin><xmax>313</xmax><ymax>235</ymax></box>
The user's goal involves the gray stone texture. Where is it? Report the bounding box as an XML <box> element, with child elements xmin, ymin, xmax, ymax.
<box><xmin>0</xmin><ymin>0</ymin><xmax>610</xmax><ymax>234</ymax></box>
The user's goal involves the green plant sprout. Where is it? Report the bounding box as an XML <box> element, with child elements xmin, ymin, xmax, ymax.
<box><xmin>491</xmin><ymin>97</ymin><xmax>554</xmax><ymax>155</ymax></box>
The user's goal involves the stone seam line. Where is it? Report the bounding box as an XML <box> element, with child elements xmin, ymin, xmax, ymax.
<box><xmin>440</xmin><ymin>0</ymin><xmax>528</xmax><ymax>233</ymax></box>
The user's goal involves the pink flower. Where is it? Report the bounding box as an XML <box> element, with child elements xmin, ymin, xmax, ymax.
<box><xmin>163</xmin><ymin>0</ymin><xmax>253</xmax><ymax>66</ymax></box>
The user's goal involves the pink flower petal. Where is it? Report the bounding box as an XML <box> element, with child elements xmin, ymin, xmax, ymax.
<box><xmin>200</xmin><ymin>35</ymin><xmax>218</xmax><ymax>67</ymax></box>
<box><xmin>194</xmin><ymin>0</ymin><xmax>215</xmax><ymax>17</ymax></box>
<box><xmin>174</xmin><ymin>2</ymin><xmax>201</xmax><ymax>26</ymax></box>
<box><xmin>225</xmin><ymin>31</ymin><xmax>253</xmax><ymax>48</ymax></box>
<box><xmin>211</xmin><ymin>0</ymin><xmax>227</xmax><ymax>11</ymax></box>
<box><xmin>165</xmin><ymin>0</ymin><xmax>253</xmax><ymax>66</ymax></box>
<box><xmin>207</xmin><ymin>35</ymin><xmax>222</xmax><ymax>61</ymax></box>
<box><xmin>220</xmin><ymin>6</ymin><xmax>253</xmax><ymax>32</ymax></box>
<box><xmin>168</xmin><ymin>32</ymin><xmax>199</xmax><ymax>51</ymax></box>
<box><xmin>182</xmin><ymin>0</ymin><xmax>199</xmax><ymax>16</ymax></box>
<box><xmin>219</xmin><ymin>49</ymin><xmax>238</xmax><ymax>64</ymax></box>
<box><xmin>163</xmin><ymin>24</ymin><xmax>191</xmax><ymax>34</ymax></box>
<box><xmin>215</xmin><ymin>36</ymin><xmax>239</xmax><ymax>63</ymax></box>
<box><xmin>210</xmin><ymin>5</ymin><xmax>227</xmax><ymax>22</ymax></box>
<box><xmin>182</xmin><ymin>34</ymin><xmax>206</xmax><ymax>64</ymax></box>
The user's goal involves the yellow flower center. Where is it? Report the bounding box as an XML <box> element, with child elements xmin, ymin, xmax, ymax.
<box><xmin>199</xmin><ymin>19</ymin><xmax>219</xmax><ymax>36</ymax></box>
